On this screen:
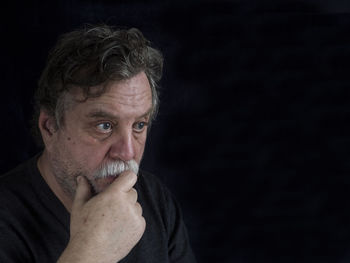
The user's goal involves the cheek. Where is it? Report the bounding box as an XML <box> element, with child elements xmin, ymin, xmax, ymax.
<box><xmin>134</xmin><ymin>134</ymin><xmax>147</xmax><ymax>161</ymax></box>
<box><xmin>58</xmin><ymin>133</ymin><xmax>106</xmax><ymax>170</ymax></box>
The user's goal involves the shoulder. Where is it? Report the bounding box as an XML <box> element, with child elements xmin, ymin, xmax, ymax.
<box><xmin>0</xmin><ymin>156</ymin><xmax>54</xmax><ymax>262</ymax></box>
<box><xmin>0</xmin><ymin>155</ymin><xmax>37</xmax><ymax>190</ymax></box>
<box><xmin>0</xmin><ymin>160</ymin><xmax>33</xmax><ymax>199</ymax></box>
<box><xmin>0</xmin><ymin>156</ymin><xmax>40</xmax><ymax>217</ymax></box>
<box><xmin>0</xmin><ymin>159</ymin><xmax>36</xmax><ymax>250</ymax></box>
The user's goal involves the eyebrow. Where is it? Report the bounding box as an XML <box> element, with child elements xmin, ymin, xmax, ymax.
<box><xmin>86</xmin><ymin>107</ymin><xmax>153</xmax><ymax>120</ymax></box>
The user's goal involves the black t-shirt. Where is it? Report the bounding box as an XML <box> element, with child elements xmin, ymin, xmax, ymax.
<box><xmin>0</xmin><ymin>154</ymin><xmax>196</xmax><ymax>262</ymax></box>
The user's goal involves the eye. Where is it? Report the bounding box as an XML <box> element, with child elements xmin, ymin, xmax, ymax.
<box><xmin>133</xmin><ymin>121</ymin><xmax>148</xmax><ymax>133</ymax></box>
<box><xmin>96</xmin><ymin>122</ymin><xmax>113</xmax><ymax>133</ymax></box>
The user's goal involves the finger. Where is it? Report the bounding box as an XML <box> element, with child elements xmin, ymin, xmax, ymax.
<box><xmin>128</xmin><ymin>188</ymin><xmax>138</xmax><ymax>203</ymax></box>
<box><xmin>135</xmin><ymin>202</ymin><xmax>143</xmax><ymax>216</ymax></box>
<box><xmin>109</xmin><ymin>170</ymin><xmax>137</xmax><ymax>193</ymax></box>
<box><xmin>72</xmin><ymin>176</ymin><xmax>92</xmax><ymax>212</ymax></box>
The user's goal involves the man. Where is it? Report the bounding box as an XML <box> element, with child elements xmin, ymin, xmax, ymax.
<box><xmin>0</xmin><ymin>24</ymin><xmax>196</xmax><ymax>262</ymax></box>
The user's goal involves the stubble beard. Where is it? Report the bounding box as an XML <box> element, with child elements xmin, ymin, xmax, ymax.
<box><xmin>50</xmin><ymin>153</ymin><xmax>84</xmax><ymax>200</ymax></box>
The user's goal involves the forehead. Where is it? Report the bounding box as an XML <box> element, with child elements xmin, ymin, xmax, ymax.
<box><xmin>67</xmin><ymin>72</ymin><xmax>152</xmax><ymax>117</ymax></box>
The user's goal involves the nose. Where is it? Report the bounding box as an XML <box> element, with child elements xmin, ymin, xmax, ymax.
<box><xmin>108</xmin><ymin>128</ymin><xmax>135</xmax><ymax>162</ymax></box>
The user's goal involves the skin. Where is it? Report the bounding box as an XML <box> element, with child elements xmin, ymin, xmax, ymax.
<box><xmin>37</xmin><ymin>71</ymin><xmax>151</xmax><ymax>263</ymax></box>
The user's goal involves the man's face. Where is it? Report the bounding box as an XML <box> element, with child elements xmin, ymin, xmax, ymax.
<box><xmin>46</xmin><ymin>71</ymin><xmax>152</xmax><ymax>196</ymax></box>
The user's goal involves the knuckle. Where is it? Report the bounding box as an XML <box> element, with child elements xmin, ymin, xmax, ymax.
<box><xmin>140</xmin><ymin>216</ymin><xmax>146</xmax><ymax>231</ymax></box>
<box><xmin>135</xmin><ymin>214</ymin><xmax>145</xmax><ymax>232</ymax></box>
<box><xmin>135</xmin><ymin>202</ymin><xmax>143</xmax><ymax>215</ymax></box>
<box><xmin>131</xmin><ymin>188</ymin><xmax>138</xmax><ymax>197</ymax></box>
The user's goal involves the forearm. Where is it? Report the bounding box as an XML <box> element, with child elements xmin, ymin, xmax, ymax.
<box><xmin>57</xmin><ymin>238</ymin><xmax>122</xmax><ymax>263</ymax></box>
<box><xmin>57</xmin><ymin>241</ymin><xmax>96</xmax><ymax>263</ymax></box>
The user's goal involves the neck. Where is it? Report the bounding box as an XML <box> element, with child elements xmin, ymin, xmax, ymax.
<box><xmin>37</xmin><ymin>150</ymin><xmax>73</xmax><ymax>212</ymax></box>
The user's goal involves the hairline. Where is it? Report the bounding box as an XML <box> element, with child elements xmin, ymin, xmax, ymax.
<box><xmin>53</xmin><ymin>74</ymin><xmax>158</xmax><ymax>129</ymax></box>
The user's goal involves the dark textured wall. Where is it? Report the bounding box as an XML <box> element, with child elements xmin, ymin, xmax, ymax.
<box><xmin>2</xmin><ymin>1</ymin><xmax>350</xmax><ymax>262</ymax></box>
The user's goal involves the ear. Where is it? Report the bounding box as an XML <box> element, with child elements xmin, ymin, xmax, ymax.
<box><xmin>38</xmin><ymin>110</ymin><xmax>58</xmax><ymax>148</ymax></box>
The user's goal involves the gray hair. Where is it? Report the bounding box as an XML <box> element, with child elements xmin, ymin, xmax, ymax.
<box><xmin>33</xmin><ymin>24</ymin><xmax>163</xmax><ymax>145</ymax></box>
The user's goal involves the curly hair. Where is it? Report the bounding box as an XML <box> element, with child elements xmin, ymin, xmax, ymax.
<box><xmin>33</xmin><ymin>24</ymin><xmax>163</xmax><ymax>146</ymax></box>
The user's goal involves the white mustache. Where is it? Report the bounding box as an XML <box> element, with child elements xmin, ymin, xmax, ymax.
<box><xmin>94</xmin><ymin>160</ymin><xmax>139</xmax><ymax>179</ymax></box>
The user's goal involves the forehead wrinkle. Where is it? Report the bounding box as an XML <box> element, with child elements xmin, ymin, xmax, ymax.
<box><xmin>106</xmin><ymin>87</ymin><xmax>151</xmax><ymax>107</ymax></box>
<box><xmin>79</xmin><ymin>86</ymin><xmax>151</xmax><ymax>112</ymax></box>
<box><xmin>86</xmin><ymin>110</ymin><xmax>119</xmax><ymax>120</ymax></box>
<box><xmin>86</xmin><ymin>105</ymin><xmax>153</xmax><ymax>121</ymax></box>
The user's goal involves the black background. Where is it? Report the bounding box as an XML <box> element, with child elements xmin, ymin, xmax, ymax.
<box><xmin>2</xmin><ymin>1</ymin><xmax>350</xmax><ymax>262</ymax></box>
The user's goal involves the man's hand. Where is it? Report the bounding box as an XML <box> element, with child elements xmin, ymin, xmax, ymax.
<box><xmin>58</xmin><ymin>171</ymin><xmax>145</xmax><ymax>263</ymax></box>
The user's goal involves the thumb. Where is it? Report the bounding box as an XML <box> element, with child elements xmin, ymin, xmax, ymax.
<box><xmin>109</xmin><ymin>170</ymin><xmax>137</xmax><ymax>193</ymax></box>
<box><xmin>72</xmin><ymin>176</ymin><xmax>92</xmax><ymax>212</ymax></box>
